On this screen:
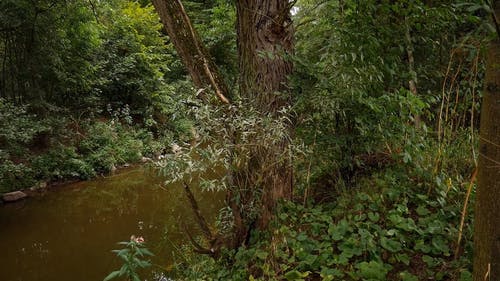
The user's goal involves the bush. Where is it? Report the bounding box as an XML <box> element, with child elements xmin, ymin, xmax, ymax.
<box><xmin>79</xmin><ymin>120</ymin><xmax>157</xmax><ymax>172</ymax></box>
<box><xmin>0</xmin><ymin>154</ymin><xmax>35</xmax><ymax>193</ymax></box>
<box><xmin>32</xmin><ymin>146</ymin><xmax>96</xmax><ymax>181</ymax></box>
<box><xmin>0</xmin><ymin>98</ymin><xmax>48</xmax><ymax>150</ymax></box>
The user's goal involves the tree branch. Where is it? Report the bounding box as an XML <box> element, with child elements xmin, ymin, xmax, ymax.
<box><xmin>183</xmin><ymin>181</ymin><xmax>214</xmax><ymax>241</ymax></box>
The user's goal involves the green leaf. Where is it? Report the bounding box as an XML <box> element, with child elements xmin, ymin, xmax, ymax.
<box><xmin>103</xmin><ymin>270</ymin><xmax>121</xmax><ymax>281</ymax></box>
<box><xmin>395</xmin><ymin>253</ymin><xmax>410</xmax><ymax>265</ymax></box>
<box><xmin>380</xmin><ymin>237</ymin><xmax>402</xmax><ymax>253</ymax></box>
<box><xmin>355</xmin><ymin>261</ymin><xmax>390</xmax><ymax>280</ymax></box>
<box><xmin>431</xmin><ymin>236</ymin><xmax>450</xmax><ymax>255</ymax></box>
<box><xmin>416</xmin><ymin>205</ymin><xmax>430</xmax><ymax>216</ymax></box>
<box><xmin>422</xmin><ymin>255</ymin><xmax>436</xmax><ymax>267</ymax></box>
<box><xmin>320</xmin><ymin>267</ymin><xmax>344</xmax><ymax>280</ymax></box>
<box><xmin>399</xmin><ymin>271</ymin><xmax>418</xmax><ymax>281</ymax></box>
<box><xmin>297</xmin><ymin>233</ymin><xmax>308</xmax><ymax>241</ymax></box>
<box><xmin>415</xmin><ymin>240</ymin><xmax>431</xmax><ymax>253</ymax></box>
<box><xmin>255</xmin><ymin>249</ymin><xmax>269</xmax><ymax>260</ymax></box>
<box><xmin>328</xmin><ymin>219</ymin><xmax>349</xmax><ymax>241</ymax></box>
<box><xmin>459</xmin><ymin>270</ymin><xmax>473</xmax><ymax>281</ymax></box>
<box><xmin>368</xmin><ymin>212</ymin><xmax>380</xmax><ymax>222</ymax></box>
<box><xmin>142</xmin><ymin>248</ymin><xmax>154</xmax><ymax>256</ymax></box>
<box><xmin>284</xmin><ymin>270</ymin><xmax>310</xmax><ymax>281</ymax></box>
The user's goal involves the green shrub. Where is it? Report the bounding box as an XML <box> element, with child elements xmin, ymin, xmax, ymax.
<box><xmin>0</xmin><ymin>156</ymin><xmax>35</xmax><ymax>193</ymax></box>
<box><xmin>32</xmin><ymin>146</ymin><xmax>96</xmax><ymax>181</ymax></box>
<box><xmin>0</xmin><ymin>98</ymin><xmax>48</xmax><ymax>150</ymax></box>
<box><xmin>78</xmin><ymin>121</ymin><xmax>154</xmax><ymax>172</ymax></box>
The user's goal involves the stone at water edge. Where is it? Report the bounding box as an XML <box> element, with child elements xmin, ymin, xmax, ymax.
<box><xmin>141</xmin><ymin>156</ymin><xmax>153</xmax><ymax>163</ymax></box>
<box><xmin>2</xmin><ymin>191</ymin><xmax>28</xmax><ymax>202</ymax></box>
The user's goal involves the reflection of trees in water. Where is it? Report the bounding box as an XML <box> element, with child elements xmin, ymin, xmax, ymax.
<box><xmin>0</xmin><ymin>166</ymin><xmax>224</xmax><ymax>281</ymax></box>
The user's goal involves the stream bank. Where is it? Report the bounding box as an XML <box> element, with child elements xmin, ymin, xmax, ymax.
<box><xmin>0</xmin><ymin>165</ymin><xmax>224</xmax><ymax>281</ymax></box>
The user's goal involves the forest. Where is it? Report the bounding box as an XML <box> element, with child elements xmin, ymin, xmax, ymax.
<box><xmin>0</xmin><ymin>0</ymin><xmax>499</xmax><ymax>280</ymax></box>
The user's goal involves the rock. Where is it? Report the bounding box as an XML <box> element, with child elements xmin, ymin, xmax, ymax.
<box><xmin>123</xmin><ymin>163</ymin><xmax>130</xmax><ymax>167</ymax></box>
<box><xmin>153</xmin><ymin>152</ymin><xmax>162</xmax><ymax>160</ymax></box>
<box><xmin>171</xmin><ymin>143</ymin><xmax>182</xmax><ymax>154</ymax></box>
<box><xmin>110</xmin><ymin>164</ymin><xmax>117</xmax><ymax>173</ymax></box>
<box><xmin>141</xmin><ymin>156</ymin><xmax>152</xmax><ymax>163</ymax></box>
<box><xmin>39</xmin><ymin>181</ymin><xmax>47</xmax><ymax>189</ymax></box>
<box><xmin>2</xmin><ymin>191</ymin><xmax>28</xmax><ymax>202</ymax></box>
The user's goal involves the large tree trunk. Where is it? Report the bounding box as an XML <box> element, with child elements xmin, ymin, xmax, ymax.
<box><xmin>152</xmin><ymin>0</ymin><xmax>229</xmax><ymax>103</ymax></box>
<box><xmin>473</xmin><ymin>3</ymin><xmax>500</xmax><ymax>279</ymax></box>
<box><xmin>236</xmin><ymin>0</ymin><xmax>294</xmax><ymax>111</ymax></box>
<box><xmin>233</xmin><ymin>0</ymin><xmax>294</xmax><ymax>234</ymax></box>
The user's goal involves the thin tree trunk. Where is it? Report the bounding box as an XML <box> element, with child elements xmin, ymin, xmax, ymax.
<box><xmin>473</xmin><ymin>2</ymin><xmax>500</xmax><ymax>278</ymax></box>
<box><xmin>404</xmin><ymin>17</ymin><xmax>421</xmax><ymax>128</ymax></box>
<box><xmin>152</xmin><ymin>0</ymin><xmax>229</xmax><ymax>103</ymax></box>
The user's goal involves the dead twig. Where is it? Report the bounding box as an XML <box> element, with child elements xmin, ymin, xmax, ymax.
<box><xmin>454</xmin><ymin>167</ymin><xmax>478</xmax><ymax>259</ymax></box>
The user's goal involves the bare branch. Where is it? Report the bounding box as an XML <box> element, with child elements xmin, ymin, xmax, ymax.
<box><xmin>183</xmin><ymin>181</ymin><xmax>214</xmax><ymax>241</ymax></box>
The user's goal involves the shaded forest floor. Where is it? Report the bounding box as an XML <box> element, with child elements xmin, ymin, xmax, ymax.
<box><xmin>174</xmin><ymin>130</ymin><xmax>476</xmax><ymax>281</ymax></box>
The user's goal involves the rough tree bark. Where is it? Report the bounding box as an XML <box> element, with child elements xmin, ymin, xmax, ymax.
<box><xmin>151</xmin><ymin>0</ymin><xmax>229</xmax><ymax>103</ymax></box>
<box><xmin>232</xmin><ymin>0</ymin><xmax>294</xmax><ymax>235</ymax></box>
<box><xmin>236</xmin><ymin>0</ymin><xmax>294</xmax><ymax>110</ymax></box>
<box><xmin>473</xmin><ymin>2</ymin><xmax>500</xmax><ymax>279</ymax></box>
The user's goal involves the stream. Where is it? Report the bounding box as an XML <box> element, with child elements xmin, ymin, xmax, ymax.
<box><xmin>0</xmin><ymin>165</ymin><xmax>224</xmax><ymax>281</ymax></box>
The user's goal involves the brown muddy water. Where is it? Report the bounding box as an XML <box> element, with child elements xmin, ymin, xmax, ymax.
<box><xmin>0</xmin><ymin>166</ymin><xmax>224</xmax><ymax>281</ymax></box>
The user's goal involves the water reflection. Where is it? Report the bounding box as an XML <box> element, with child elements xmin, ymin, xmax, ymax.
<box><xmin>0</xmin><ymin>166</ymin><xmax>223</xmax><ymax>281</ymax></box>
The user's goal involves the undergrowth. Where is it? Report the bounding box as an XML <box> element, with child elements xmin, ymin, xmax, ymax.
<box><xmin>0</xmin><ymin>105</ymin><xmax>173</xmax><ymax>193</ymax></box>
<box><xmin>172</xmin><ymin>131</ymin><xmax>476</xmax><ymax>281</ymax></box>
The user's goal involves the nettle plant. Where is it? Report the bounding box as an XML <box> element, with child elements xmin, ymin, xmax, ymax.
<box><xmin>156</xmin><ymin>97</ymin><xmax>304</xmax><ymax>251</ymax></box>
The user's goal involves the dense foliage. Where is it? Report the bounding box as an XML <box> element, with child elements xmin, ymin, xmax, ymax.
<box><xmin>162</xmin><ymin>0</ymin><xmax>485</xmax><ymax>280</ymax></box>
<box><xmin>0</xmin><ymin>0</ymin><xmax>189</xmax><ymax>192</ymax></box>
<box><xmin>0</xmin><ymin>0</ymin><xmax>489</xmax><ymax>280</ymax></box>
<box><xmin>174</xmin><ymin>131</ymin><xmax>476</xmax><ymax>280</ymax></box>
<box><xmin>292</xmin><ymin>0</ymin><xmax>486</xmax><ymax>189</ymax></box>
